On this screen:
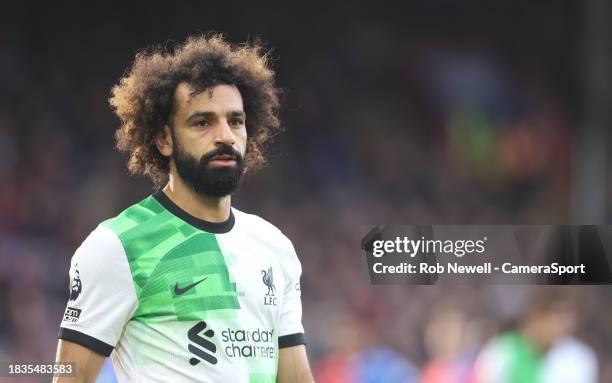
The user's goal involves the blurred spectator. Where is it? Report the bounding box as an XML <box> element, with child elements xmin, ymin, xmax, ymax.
<box><xmin>420</xmin><ymin>307</ymin><xmax>480</xmax><ymax>383</ymax></box>
<box><xmin>314</xmin><ymin>320</ymin><xmax>420</xmax><ymax>383</ymax></box>
<box><xmin>473</xmin><ymin>289</ymin><xmax>598</xmax><ymax>383</ymax></box>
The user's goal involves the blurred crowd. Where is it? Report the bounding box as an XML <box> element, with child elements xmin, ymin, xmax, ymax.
<box><xmin>1</xmin><ymin>1</ymin><xmax>611</xmax><ymax>382</ymax></box>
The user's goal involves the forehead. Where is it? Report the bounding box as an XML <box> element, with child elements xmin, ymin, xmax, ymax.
<box><xmin>173</xmin><ymin>83</ymin><xmax>244</xmax><ymax>117</ymax></box>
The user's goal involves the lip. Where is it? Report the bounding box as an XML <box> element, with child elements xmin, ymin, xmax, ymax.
<box><xmin>209</xmin><ymin>159</ymin><xmax>237</xmax><ymax>167</ymax></box>
<box><xmin>211</xmin><ymin>154</ymin><xmax>235</xmax><ymax>160</ymax></box>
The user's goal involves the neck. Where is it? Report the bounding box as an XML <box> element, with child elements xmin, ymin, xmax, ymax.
<box><xmin>162</xmin><ymin>173</ymin><xmax>232</xmax><ymax>223</ymax></box>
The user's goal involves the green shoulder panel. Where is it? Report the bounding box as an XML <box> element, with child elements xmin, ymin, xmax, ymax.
<box><xmin>101</xmin><ymin>196</ymin><xmax>240</xmax><ymax>322</ymax></box>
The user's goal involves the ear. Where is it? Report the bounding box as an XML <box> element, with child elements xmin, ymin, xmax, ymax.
<box><xmin>155</xmin><ymin>125</ymin><xmax>173</xmax><ymax>157</ymax></box>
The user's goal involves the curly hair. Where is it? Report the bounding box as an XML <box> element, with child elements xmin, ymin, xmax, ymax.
<box><xmin>109</xmin><ymin>34</ymin><xmax>282</xmax><ymax>186</ymax></box>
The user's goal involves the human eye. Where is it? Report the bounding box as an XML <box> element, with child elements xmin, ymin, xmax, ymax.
<box><xmin>229</xmin><ymin>118</ymin><xmax>245</xmax><ymax>126</ymax></box>
<box><xmin>195</xmin><ymin>119</ymin><xmax>210</xmax><ymax>127</ymax></box>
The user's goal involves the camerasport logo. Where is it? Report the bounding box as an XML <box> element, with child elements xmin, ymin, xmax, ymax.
<box><xmin>188</xmin><ymin>321</ymin><xmax>217</xmax><ymax>365</ymax></box>
<box><xmin>221</xmin><ymin>328</ymin><xmax>276</xmax><ymax>359</ymax></box>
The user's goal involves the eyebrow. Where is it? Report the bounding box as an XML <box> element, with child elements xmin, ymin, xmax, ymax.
<box><xmin>228</xmin><ymin>110</ymin><xmax>246</xmax><ymax>119</ymax></box>
<box><xmin>185</xmin><ymin>110</ymin><xmax>246</xmax><ymax>123</ymax></box>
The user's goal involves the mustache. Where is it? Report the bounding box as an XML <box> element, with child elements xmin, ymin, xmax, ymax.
<box><xmin>200</xmin><ymin>145</ymin><xmax>244</xmax><ymax>164</ymax></box>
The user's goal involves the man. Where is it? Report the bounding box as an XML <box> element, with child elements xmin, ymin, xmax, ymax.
<box><xmin>473</xmin><ymin>289</ymin><xmax>597</xmax><ymax>383</ymax></box>
<box><xmin>54</xmin><ymin>34</ymin><xmax>314</xmax><ymax>383</ymax></box>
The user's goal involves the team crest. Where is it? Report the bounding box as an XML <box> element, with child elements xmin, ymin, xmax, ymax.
<box><xmin>261</xmin><ymin>267</ymin><xmax>277</xmax><ymax>306</ymax></box>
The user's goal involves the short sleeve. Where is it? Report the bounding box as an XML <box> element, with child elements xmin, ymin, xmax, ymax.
<box><xmin>277</xmin><ymin>240</ymin><xmax>306</xmax><ymax>348</ymax></box>
<box><xmin>58</xmin><ymin>225</ymin><xmax>137</xmax><ymax>356</ymax></box>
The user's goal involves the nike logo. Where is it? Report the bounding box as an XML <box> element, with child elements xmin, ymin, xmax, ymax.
<box><xmin>174</xmin><ymin>277</ymin><xmax>208</xmax><ymax>296</ymax></box>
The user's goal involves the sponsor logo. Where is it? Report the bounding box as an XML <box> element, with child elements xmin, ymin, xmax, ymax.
<box><xmin>69</xmin><ymin>265</ymin><xmax>82</xmax><ymax>302</ymax></box>
<box><xmin>63</xmin><ymin>307</ymin><xmax>81</xmax><ymax>323</ymax></box>
<box><xmin>221</xmin><ymin>328</ymin><xmax>276</xmax><ymax>359</ymax></box>
<box><xmin>261</xmin><ymin>267</ymin><xmax>277</xmax><ymax>306</ymax></box>
<box><xmin>188</xmin><ymin>321</ymin><xmax>217</xmax><ymax>365</ymax></box>
<box><xmin>174</xmin><ymin>277</ymin><xmax>208</xmax><ymax>296</ymax></box>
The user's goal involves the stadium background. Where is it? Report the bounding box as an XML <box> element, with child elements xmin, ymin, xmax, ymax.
<box><xmin>0</xmin><ymin>1</ymin><xmax>611</xmax><ymax>382</ymax></box>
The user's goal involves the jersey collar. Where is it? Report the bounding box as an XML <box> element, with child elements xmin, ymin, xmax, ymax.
<box><xmin>153</xmin><ymin>190</ymin><xmax>235</xmax><ymax>234</ymax></box>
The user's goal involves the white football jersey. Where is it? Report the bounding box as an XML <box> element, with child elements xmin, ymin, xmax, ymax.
<box><xmin>58</xmin><ymin>191</ymin><xmax>305</xmax><ymax>382</ymax></box>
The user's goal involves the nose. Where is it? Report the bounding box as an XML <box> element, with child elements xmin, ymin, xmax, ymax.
<box><xmin>214</xmin><ymin>119</ymin><xmax>235</xmax><ymax>146</ymax></box>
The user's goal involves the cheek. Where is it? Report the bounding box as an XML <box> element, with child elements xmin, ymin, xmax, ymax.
<box><xmin>196</xmin><ymin>130</ymin><xmax>220</xmax><ymax>151</ymax></box>
<box><xmin>181</xmin><ymin>136</ymin><xmax>215</xmax><ymax>159</ymax></box>
<box><xmin>237</xmin><ymin>128</ymin><xmax>248</xmax><ymax>153</ymax></box>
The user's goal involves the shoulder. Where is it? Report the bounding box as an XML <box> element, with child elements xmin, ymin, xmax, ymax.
<box><xmin>67</xmin><ymin>224</ymin><xmax>134</xmax><ymax>300</ymax></box>
<box><xmin>548</xmin><ymin>336</ymin><xmax>597</xmax><ymax>360</ymax></box>
<box><xmin>231</xmin><ymin>208</ymin><xmax>300</xmax><ymax>267</ymax></box>
<box><xmin>100</xmin><ymin>195</ymin><xmax>166</xmax><ymax>236</ymax></box>
<box><xmin>72</xmin><ymin>225</ymin><xmax>127</xmax><ymax>270</ymax></box>
<box><xmin>232</xmin><ymin>208</ymin><xmax>294</xmax><ymax>248</ymax></box>
<box><xmin>74</xmin><ymin>194</ymin><xmax>164</xmax><ymax>268</ymax></box>
<box><xmin>77</xmin><ymin>225</ymin><xmax>123</xmax><ymax>257</ymax></box>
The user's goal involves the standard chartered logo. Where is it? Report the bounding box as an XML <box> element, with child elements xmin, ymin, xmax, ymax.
<box><xmin>187</xmin><ymin>322</ymin><xmax>276</xmax><ymax>365</ymax></box>
<box><xmin>222</xmin><ymin>328</ymin><xmax>276</xmax><ymax>359</ymax></box>
<box><xmin>188</xmin><ymin>321</ymin><xmax>218</xmax><ymax>365</ymax></box>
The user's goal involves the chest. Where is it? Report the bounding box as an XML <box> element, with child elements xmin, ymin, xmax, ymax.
<box><xmin>131</xmin><ymin>231</ymin><xmax>285</xmax><ymax>323</ymax></box>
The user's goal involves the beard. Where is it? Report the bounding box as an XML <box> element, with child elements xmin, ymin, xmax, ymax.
<box><xmin>172</xmin><ymin>137</ymin><xmax>245</xmax><ymax>198</ymax></box>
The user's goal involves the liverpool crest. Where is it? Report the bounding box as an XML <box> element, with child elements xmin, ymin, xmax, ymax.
<box><xmin>261</xmin><ymin>267</ymin><xmax>277</xmax><ymax>306</ymax></box>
